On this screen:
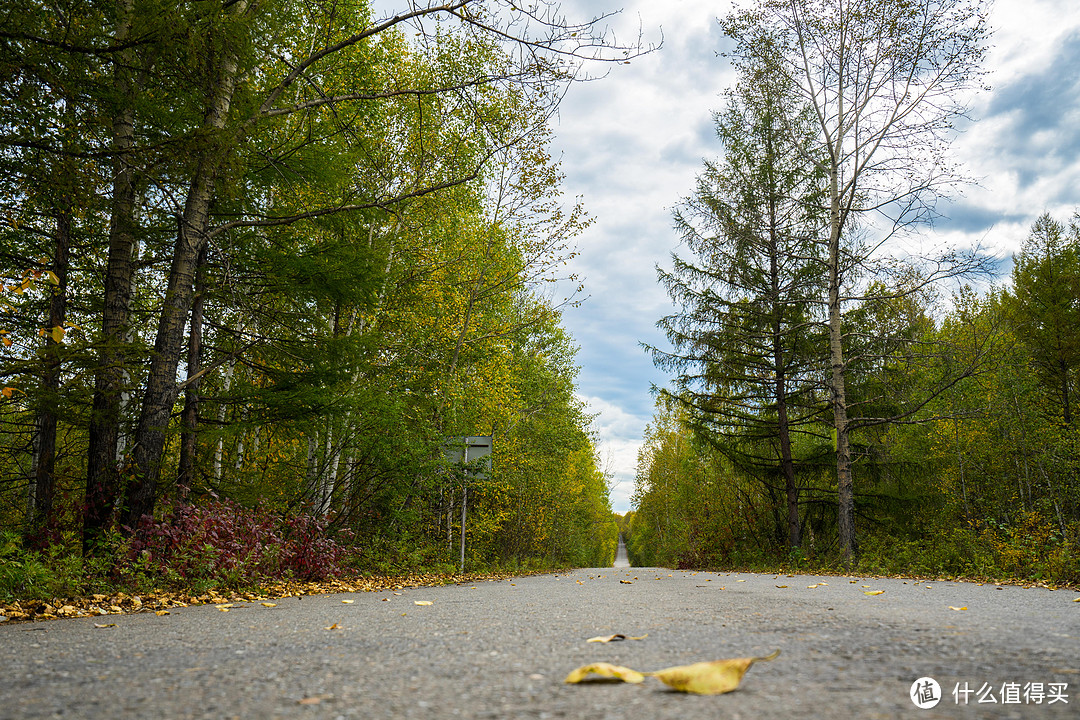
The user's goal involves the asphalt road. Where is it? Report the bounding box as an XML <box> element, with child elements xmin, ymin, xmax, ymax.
<box><xmin>3</xmin><ymin>568</ymin><xmax>1078</xmax><ymax>719</ymax></box>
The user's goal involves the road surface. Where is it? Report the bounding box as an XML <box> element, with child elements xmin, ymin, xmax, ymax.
<box><xmin>3</xmin><ymin>568</ymin><xmax>1077</xmax><ymax>719</ymax></box>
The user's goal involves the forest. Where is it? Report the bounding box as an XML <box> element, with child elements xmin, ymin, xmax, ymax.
<box><xmin>627</xmin><ymin>0</ymin><xmax>1080</xmax><ymax>584</ymax></box>
<box><xmin>0</xmin><ymin>0</ymin><xmax>628</xmax><ymax>601</ymax></box>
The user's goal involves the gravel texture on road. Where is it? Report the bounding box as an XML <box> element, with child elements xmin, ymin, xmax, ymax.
<box><xmin>2</xmin><ymin>568</ymin><xmax>1078</xmax><ymax>719</ymax></box>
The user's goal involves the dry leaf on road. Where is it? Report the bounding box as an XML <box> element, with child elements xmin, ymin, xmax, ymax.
<box><xmin>586</xmin><ymin>633</ymin><xmax>648</xmax><ymax>643</ymax></box>
<box><xmin>645</xmin><ymin>650</ymin><xmax>781</xmax><ymax>695</ymax></box>
<box><xmin>414</xmin><ymin>601</ymin><xmax>433</xmax><ymax>606</ymax></box>
<box><xmin>564</xmin><ymin>663</ymin><xmax>645</xmax><ymax>684</ymax></box>
<box><xmin>864</xmin><ymin>590</ymin><xmax>885</xmax><ymax>596</ymax></box>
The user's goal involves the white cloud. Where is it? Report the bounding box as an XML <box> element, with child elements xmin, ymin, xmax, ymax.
<box><xmin>577</xmin><ymin>393</ymin><xmax>648</xmax><ymax>512</ymax></box>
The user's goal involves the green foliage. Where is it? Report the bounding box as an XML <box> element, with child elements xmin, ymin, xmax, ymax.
<box><xmin>0</xmin><ymin>531</ymin><xmax>114</xmax><ymax>602</ymax></box>
<box><xmin>0</xmin><ymin>0</ymin><xmax>625</xmax><ymax>594</ymax></box>
<box><xmin>636</xmin><ymin>212</ymin><xmax>1080</xmax><ymax>583</ymax></box>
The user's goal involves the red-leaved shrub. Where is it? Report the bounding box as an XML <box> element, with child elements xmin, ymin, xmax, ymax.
<box><xmin>124</xmin><ymin>498</ymin><xmax>349</xmax><ymax>587</ymax></box>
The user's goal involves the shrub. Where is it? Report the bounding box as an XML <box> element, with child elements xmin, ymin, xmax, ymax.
<box><xmin>124</xmin><ymin>498</ymin><xmax>350</xmax><ymax>590</ymax></box>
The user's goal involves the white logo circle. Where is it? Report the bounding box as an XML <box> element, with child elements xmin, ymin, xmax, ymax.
<box><xmin>910</xmin><ymin>677</ymin><xmax>942</xmax><ymax>709</ymax></box>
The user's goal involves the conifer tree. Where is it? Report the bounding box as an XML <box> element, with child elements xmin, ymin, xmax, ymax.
<box><xmin>652</xmin><ymin>42</ymin><xmax>826</xmax><ymax>550</ymax></box>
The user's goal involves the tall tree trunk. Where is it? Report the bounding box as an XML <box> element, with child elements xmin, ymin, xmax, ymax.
<box><xmin>213</xmin><ymin>359</ymin><xmax>235</xmax><ymax>480</ymax></box>
<box><xmin>84</xmin><ymin>0</ymin><xmax>138</xmax><ymax>552</ymax></box>
<box><xmin>28</xmin><ymin>201</ymin><xmax>71</xmax><ymax>547</ymax></box>
<box><xmin>177</xmin><ymin>246</ymin><xmax>208</xmax><ymax>500</ymax></box>
<box><xmin>774</xmin><ymin>321</ymin><xmax>799</xmax><ymax>550</ymax></box>
<box><xmin>121</xmin><ymin>13</ymin><xmax>245</xmax><ymax>528</ymax></box>
<box><xmin>122</xmin><ymin>158</ymin><xmax>225</xmax><ymax>527</ymax></box>
<box><xmin>1060</xmin><ymin>359</ymin><xmax>1072</xmax><ymax>425</ymax></box>
<box><xmin>766</xmin><ymin>163</ymin><xmax>800</xmax><ymax>551</ymax></box>
<box><xmin>827</xmin><ymin>163</ymin><xmax>856</xmax><ymax>566</ymax></box>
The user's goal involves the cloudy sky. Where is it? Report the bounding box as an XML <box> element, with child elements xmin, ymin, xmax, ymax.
<box><xmin>544</xmin><ymin>0</ymin><xmax>1080</xmax><ymax>512</ymax></box>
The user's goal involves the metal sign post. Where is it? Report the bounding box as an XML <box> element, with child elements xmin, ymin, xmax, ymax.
<box><xmin>443</xmin><ymin>436</ymin><xmax>492</xmax><ymax>573</ymax></box>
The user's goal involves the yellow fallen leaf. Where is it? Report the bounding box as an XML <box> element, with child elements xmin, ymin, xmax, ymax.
<box><xmin>1073</xmin><ymin>597</ymin><xmax>1080</xmax><ymax>602</ymax></box>
<box><xmin>645</xmin><ymin>650</ymin><xmax>781</xmax><ymax>695</ymax></box>
<box><xmin>564</xmin><ymin>663</ymin><xmax>645</xmax><ymax>684</ymax></box>
<box><xmin>864</xmin><ymin>590</ymin><xmax>885</xmax><ymax>596</ymax></box>
<box><xmin>807</xmin><ymin>584</ymin><xmax>819</xmax><ymax>588</ymax></box>
<box><xmin>619</xmin><ymin>580</ymin><xmax>633</xmax><ymax>585</ymax></box>
<box><xmin>586</xmin><ymin>633</ymin><xmax>648</xmax><ymax>643</ymax></box>
<box><xmin>776</xmin><ymin>585</ymin><xmax>788</xmax><ymax>588</ymax></box>
<box><xmin>948</xmin><ymin>606</ymin><xmax>968</xmax><ymax>611</ymax></box>
<box><xmin>261</xmin><ymin>603</ymin><xmax>277</xmax><ymax>608</ymax></box>
<box><xmin>216</xmin><ymin>603</ymin><xmax>234</xmax><ymax>611</ymax></box>
<box><xmin>94</xmin><ymin>623</ymin><xmax>117</xmax><ymax>628</ymax></box>
<box><xmin>325</xmin><ymin>623</ymin><xmax>340</xmax><ymax>630</ymax></box>
<box><xmin>737</xmin><ymin>579</ymin><xmax>746</xmax><ymax>583</ymax></box>
<box><xmin>298</xmin><ymin>695</ymin><xmax>332</xmax><ymax>705</ymax></box>
<box><xmin>414</xmin><ymin>601</ymin><xmax>433</xmax><ymax>606</ymax></box>
<box><xmin>155</xmin><ymin>610</ymin><xmax>170</xmax><ymax>616</ymax></box>
<box><xmin>341</xmin><ymin>600</ymin><xmax>354</xmax><ymax>604</ymax></box>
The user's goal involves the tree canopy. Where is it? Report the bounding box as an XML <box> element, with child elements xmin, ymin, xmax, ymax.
<box><xmin>0</xmin><ymin>0</ymin><xmax>633</xmax><ymax>580</ymax></box>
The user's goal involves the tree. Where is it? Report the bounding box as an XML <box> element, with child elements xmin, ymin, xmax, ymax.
<box><xmin>722</xmin><ymin>0</ymin><xmax>991</xmax><ymax>564</ymax></box>
<box><xmin>0</xmin><ymin>0</ymin><xmax>647</xmax><ymax>571</ymax></box>
<box><xmin>1007</xmin><ymin>213</ymin><xmax>1080</xmax><ymax>426</ymax></box>
<box><xmin>652</xmin><ymin>42</ymin><xmax>827</xmax><ymax>550</ymax></box>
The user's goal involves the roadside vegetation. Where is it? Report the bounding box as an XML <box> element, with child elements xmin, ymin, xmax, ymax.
<box><xmin>632</xmin><ymin>0</ymin><xmax>1079</xmax><ymax>586</ymax></box>
<box><xmin>0</xmin><ymin>0</ymin><xmax>628</xmax><ymax>612</ymax></box>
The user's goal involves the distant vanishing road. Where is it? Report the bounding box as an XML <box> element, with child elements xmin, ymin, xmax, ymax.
<box><xmin>3</xmin><ymin>568</ymin><xmax>1078</xmax><ymax>719</ymax></box>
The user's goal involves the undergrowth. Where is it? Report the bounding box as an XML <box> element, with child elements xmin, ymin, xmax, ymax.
<box><xmin>0</xmin><ymin>498</ymin><xmax>575</xmax><ymax>606</ymax></box>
